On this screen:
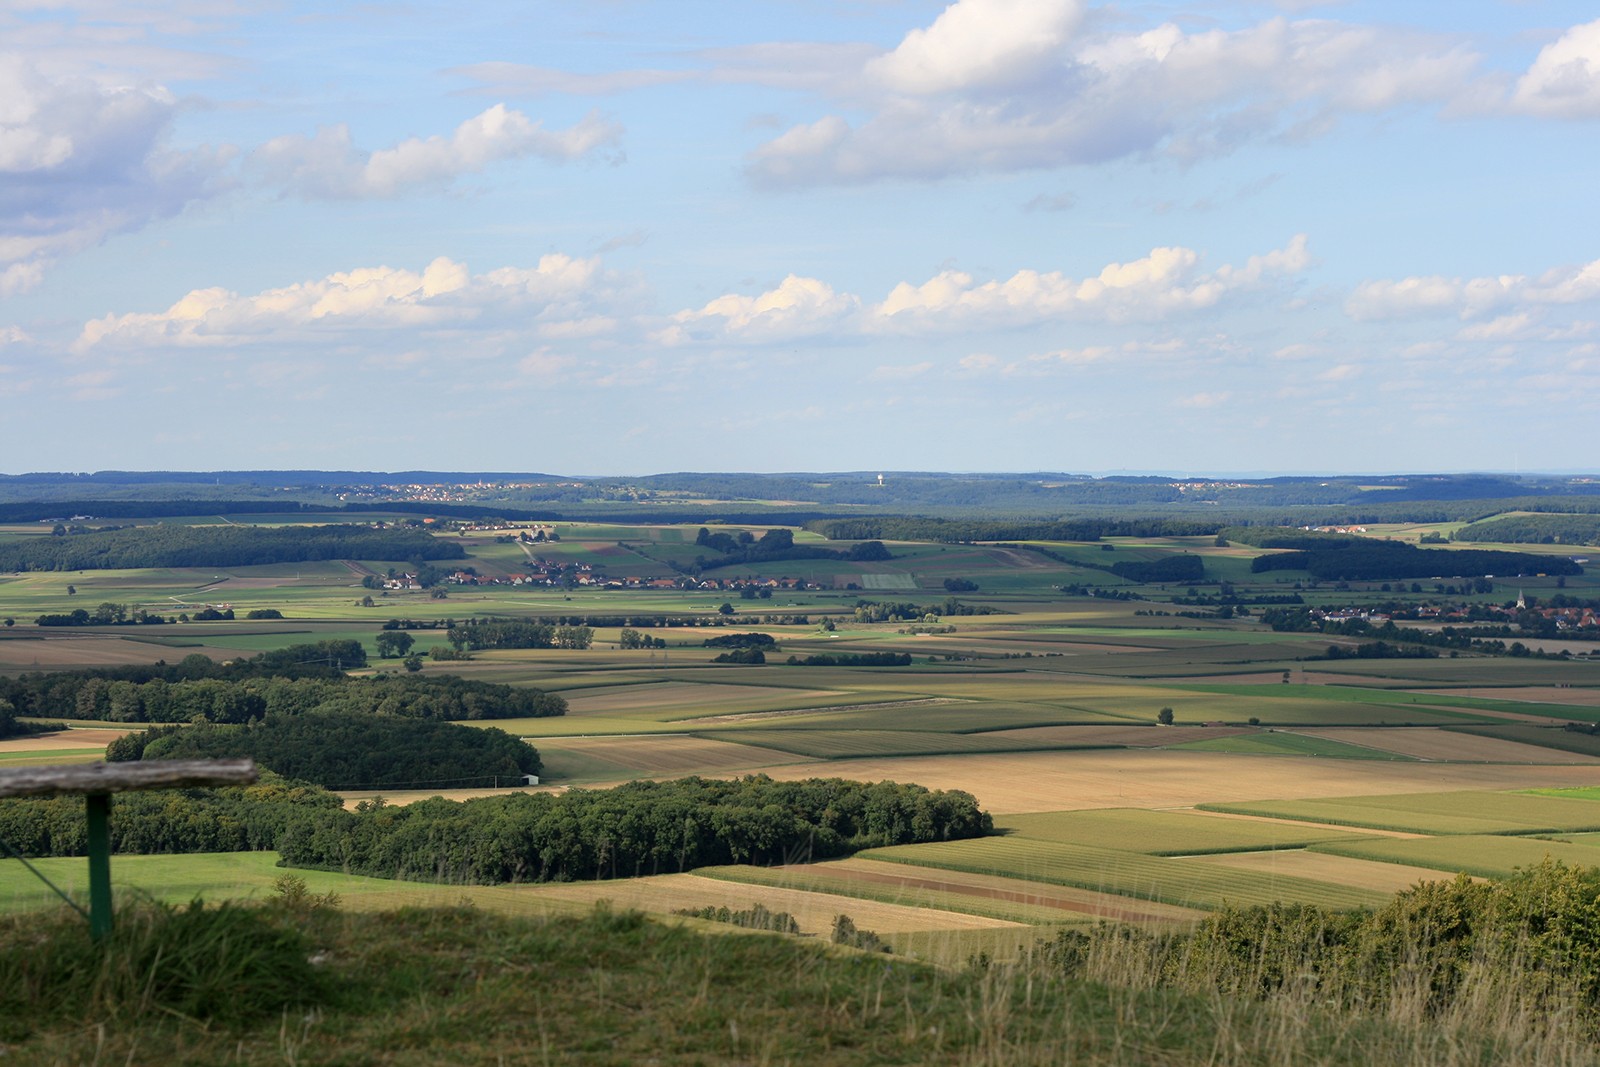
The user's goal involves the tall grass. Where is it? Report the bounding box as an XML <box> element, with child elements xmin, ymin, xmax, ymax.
<box><xmin>5</xmin><ymin>868</ymin><xmax>1600</xmax><ymax>1064</ymax></box>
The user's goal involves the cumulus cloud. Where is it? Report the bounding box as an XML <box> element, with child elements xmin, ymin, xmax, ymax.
<box><xmin>872</xmin><ymin>235</ymin><xmax>1310</xmax><ymax>331</ymax></box>
<box><xmin>249</xmin><ymin>105</ymin><xmax>622</xmax><ymax>199</ymax></box>
<box><xmin>0</xmin><ymin>54</ymin><xmax>230</xmax><ymax>293</ymax></box>
<box><xmin>747</xmin><ymin>3</ymin><xmax>1478</xmax><ymax>185</ymax></box>
<box><xmin>1511</xmin><ymin>19</ymin><xmax>1600</xmax><ymax>118</ymax></box>
<box><xmin>77</xmin><ymin>253</ymin><xmax>630</xmax><ymax>349</ymax></box>
<box><xmin>659</xmin><ymin>274</ymin><xmax>861</xmax><ymax>345</ymax></box>
<box><xmin>1346</xmin><ymin>256</ymin><xmax>1600</xmax><ymax>320</ymax></box>
<box><xmin>865</xmin><ymin>0</ymin><xmax>1086</xmax><ymax>95</ymax></box>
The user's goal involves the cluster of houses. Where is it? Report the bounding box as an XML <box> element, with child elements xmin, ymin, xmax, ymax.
<box><xmin>1311</xmin><ymin>601</ymin><xmax>1600</xmax><ymax>630</ymax></box>
<box><xmin>436</xmin><ymin>569</ymin><xmax>809</xmax><ymax>592</ymax></box>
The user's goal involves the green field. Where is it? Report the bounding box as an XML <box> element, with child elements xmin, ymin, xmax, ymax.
<box><xmin>1167</xmin><ymin>731</ymin><xmax>1413</xmax><ymax>760</ymax></box>
<box><xmin>1308</xmin><ymin>834</ymin><xmax>1600</xmax><ymax>879</ymax></box>
<box><xmin>1201</xmin><ymin>791</ymin><xmax>1600</xmax><ymax>836</ymax></box>
<box><xmin>700</xmin><ymin>728</ymin><xmax>1117</xmax><ymax>760</ymax></box>
<box><xmin>996</xmin><ymin>808</ymin><xmax>1366</xmax><ymax>854</ymax></box>
<box><xmin>6</xmin><ymin>513</ymin><xmax>1600</xmax><ymax>947</ymax></box>
<box><xmin>857</xmin><ymin>838</ymin><xmax>1391</xmax><ymax>911</ymax></box>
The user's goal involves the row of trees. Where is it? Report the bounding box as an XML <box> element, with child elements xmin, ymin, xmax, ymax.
<box><xmin>0</xmin><ymin>665</ymin><xmax>565</xmax><ymax>724</ymax></box>
<box><xmin>786</xmin><ymin>652</ymin><xmax>913</xmax><ymax>667</ymax></box>
<box><xmin>114</xmin><ymin>711</ymin><xmax>541</xmax><ymax>790</ymax></box>
<box><xmin>0</xmin><ymin>523</ymin><xmax>464</xmax><ymax>571</ymax></box>
<box><xmin>1252</xmin><ymin>541</ymin><xmax>1581</xmax><ymax>581</ymax></box>
<box><xmin>692</xmin><ymin>527</ymin><xmax>893</xmax><ymax>571</ymax></box>
<box><xmin>851</xmin><ymin>598</ymin><xmax>1004</xmax><ymax>623</ymax></box>
<box><xmin>278</xmin><ymin>775</ymin><xmax>989</xmax><ymax>883</ymax></box>
<box><xmin>443</xmin><ymin>619</ymin><xmax>595</xmax><ymax>651</ymax></box>
<box><xmin>0</xmin><ymin>775</ymin><xmax>989</xmax><ymax>886</ymax></box>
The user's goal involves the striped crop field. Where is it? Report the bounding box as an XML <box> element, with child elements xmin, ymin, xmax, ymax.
<box><xmin>1165</xmin><ymin>732</ymin><xmax>1414</xmax><ymax>760</ymax></box>
<box><xmin>1200</xmin><ymin>790</ymin><xmax>1600</xmax><ymax>835</ymax></box>
<box><xmin>1040</xmin><ymin>690</ymin><xmax>1496</xmax><ymax>728</ymax></box>
<box><xmin>695</xmin><ymin>864</ymin><xmax>1080</xmax><ymax>926</ymax></box>
<box><xmin>856</xmin><ymin>838</ymin><xmax>1391</xmax><ymax>911</ymax></box>
<box><xmin>1307</xmin><ymin>834</ymin><xmax>1600</xmax><ymax>880</ymax></box>
<box><xmin>773</xmin><ymin>701</ymin><xmax>1127</xmax><ymax>733</ymax></box>
<box><xmin>699</xmin><ymin>728</ymin><xmax>1118</xmax><ymax>760</ymax></box>
<box><xmin>1450</xmin><ymin>726</ymin><xmax>1600</xmax><ymax>758</ymax></box>
<box><xmin>996</xmin><ymin>808</ymin><xmax>1367</xmax><ymax>855</ymax></box>
<box><xmin>1175</xmin><ymin>683</ymin><xmax>1599</xmax><ymax>722</ymax></box>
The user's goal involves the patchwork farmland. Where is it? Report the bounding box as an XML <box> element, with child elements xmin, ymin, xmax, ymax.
<box><xmin>5</xmin><ymin>510</ymin><xmax>1600</xmax><ymax>961</ymax></box>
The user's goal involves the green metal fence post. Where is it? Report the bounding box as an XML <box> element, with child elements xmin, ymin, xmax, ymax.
<box><xmin>85</xmin><ymin>792</ymin><xmax>113</xmax><ymax>941</ymax></box>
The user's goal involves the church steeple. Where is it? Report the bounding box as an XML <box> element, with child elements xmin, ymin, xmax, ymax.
<box><xmin>1516</xmin><ymin>589</ymin><xmax>1527</xmax><ymax>611</ymax></box>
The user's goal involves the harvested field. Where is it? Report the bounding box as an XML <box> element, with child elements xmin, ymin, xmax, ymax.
<box><xmin>696</xmin><ymin>864</ymin><xmax>1083</xmax><ymax>926</ymax></box>
<box><xmin>677</xmin><ymin>697</ymin><xmax>963</xmax><ymax>727</ymax></box>
<box><xmin>983</xmin><ymin>724</ymin><xmax>1254</xmax><ymax>748</ymax></box>
<box><xmin>748</xmin><ymin>858</ymin><xmax>1205</xmax><ymax>923</ymax></box>
<box><xmin>562</xmin><ymin>682</ymin><xmax>847</xmax><ymax>716</ymax></box>
<box><xmin>512</xmin><ymin>872</ymin><xmax>1026</xmax><ymax>936</ymax></box>
<box><xmin>859</xmin><ymin>837</ymin><xmax>1390</xmax><ymax>911</ymax></box>
<box><xmin>754</xmin><ymin>750</ymin><xmax>1600</xmax><ymax>815</ymax></box>
<box><xmin>1203</xmin><ymin>790</ymin><xmax>1600</xmax><ymax>836</ymax></box>
<box><xmin>1293</xmin><ymin>727</ymin><xmax>1600</xmax><ymax>764</ymax></box>
<box><xmin>0</xmin><ymin>636</ymin><xmax>227</xmax><ymax>669</ymax></box>
<box><xmin>0</xmin><ymin>727</ymin><xmax>133</xmax><ymax>753</ymax></box>
<box><xmin>1186</xmin><ymin>850</ymin><xmax>1457</xmax><ymax>893</ymax></box>
<box><xmin>702</xmin><ymin>728</ymin><xmax>1109</xmax><ymax>760</ymax></box>
<box><xmin>534</xmin><ymin>735</ymin><xmax>804</xmax><ymax>776</ymax></box>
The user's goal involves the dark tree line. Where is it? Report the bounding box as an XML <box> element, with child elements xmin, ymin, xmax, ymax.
<box><xmin>0</xmin><ymin>523</ymin><xmax>464</xmax><ymax>571</ymax></box>
<box><xmin>278</xmin><ymin>775</ymin><xmax>990</xmax><ymax>883</ymax></box>
<box><xmin>0</xmin><ymin>656</ymin><xmax>565</xmax><ymax>724</ymax></box>
<box><xmin>122</xmin><ymin>711</ymin><xmax>541</xmax><ymax>790</ymax></box>
<box><xmin>1252</xmin><ymin>541</ymin><xmax>1581</xmax><ymax>581</ymax></box>
<box><xmin>785</xmin><ymin>652</ymin><xmax>913</xmax><ymax>667</ymax></box>
<box><xmin>1108</xmin><ymin>555</ymin><xmax>1206</xmax><ymax>583</ymax></box>
<box><xmin>692</xmin><ymin>527</ymin><xmax>892</xmax><ymax>571</ymax></box>
<box><xmin>1454</xmin><ymin>514</ymin><xmax>1600</xmax><ymax>546</ymax></box>
<box><xmin>0</xmin><ymin>775</ymin><xmax>990</xmax><ymax>887</ymax></box>
<box><xmin>444</xmin><ymin>618</ymin><xmax>594</xmax><ymax>651</ymax></box>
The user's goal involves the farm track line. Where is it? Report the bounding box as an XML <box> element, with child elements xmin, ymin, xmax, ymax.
<box><xmin>677</xmin><ymin>697</ymin><xmax>967</xmax><ymax>726</ymax></box>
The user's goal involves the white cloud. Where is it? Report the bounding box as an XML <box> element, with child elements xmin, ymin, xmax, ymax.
<box><xmin>1511</xmin><ymin>19</ymin><xmax>1600</xmax><ymax>118</ymax></box>
<box><xmin>77</xmin><ymin>253</ymin><xmax>629</xmax><ymax>349</ymax></box>
<box><xmin>249</xmin><ymin>105</ymin><xmax>622</xmax><ymax>199</ymax></box>
<box><xmin>873</xmin><ymin>235</ymin><xmax>1309</xmax><ymax>331</ymax></box>
<box><xmin>0</xmin><ymin>54</ymin><xmax>230</xmax><ymax>293</ymax></box>
<box><xmin>1346</xmin><ymin>257</ymin><xmax>1600</xmax><ymax>320</ymax></box>
<box><xmin>747</xmin><ymin>6</ymin><xmax>1478</xmax><ymax>185</ymax></box>
<box><xmin>865</xmin><ymin>0</ymin><xmax>1085</xmax><ymax>95</ymax></box>
<box><xmin>660</xmin><ymin>274</ymin><xmax>860</xmax><ymax>345</ymax></box>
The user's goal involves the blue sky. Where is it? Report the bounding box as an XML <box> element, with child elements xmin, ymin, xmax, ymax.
<box><xmin>3</xmin><ymin>0</ymin><xmax>1598</xmax><ymax>476</ymax></box>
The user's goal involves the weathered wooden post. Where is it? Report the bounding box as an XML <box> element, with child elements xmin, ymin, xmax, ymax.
<box><xmin>0</xmin><ymin>759</ymin><xmax>258</xmax><ymax>941</ymax></box>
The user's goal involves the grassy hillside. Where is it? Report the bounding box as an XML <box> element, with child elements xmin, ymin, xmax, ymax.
<box><xmin>5</xmin><ymin>891</ymin><xmax>1599</xmax><ymax>1066</ymax></box>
